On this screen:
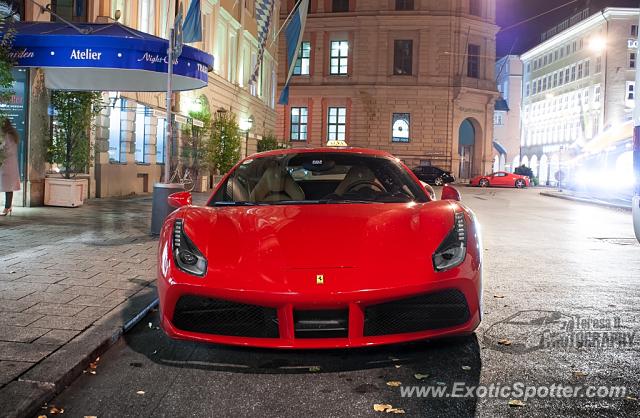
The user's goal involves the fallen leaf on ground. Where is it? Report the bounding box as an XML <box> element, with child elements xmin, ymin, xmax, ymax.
<box><xmin>508</xmin><ymin>400</ymin><xmax>525</xmax><ymax>407</ymax></box>
<box><xmin>374</xmin><ymin>404</ymin><xmax>392</xmax><ymax>412</ymax></box>
<box><xmin>37</xmin><ymin>415</ymin><xmax>47</xmax><ymax>418</ymax></box>
<box><xmin>493</xmin><ymin>295</ymin><xmax>505</xmax><ymax>299</ymax></box>
<box><xmin>88</xmin><ymin>371</ymin><xmax>96</xmax><ymax>375</ymax></box>
<box><xmin>136</xmin><ymin>390</ymin><xmax>145</xmax><ymax>395</ymax></box>
<box><xmin>413</xmin><ymin>373</ymin><xmax>429</xmax><ymax>380</ymax></box>
<box><xmin>461</xmin><ymin>366</ymin><xmax>471</xmax><ymax>371</ymax></box>
<box><xmin>387</xmin><ymin>408</ymin><xmax>406</xmax><ymax>414</ymax></box>
<box><xmin>573</xmin><ymin>371</ymin><xmax>588</xmax><ymax>378</ymax></box>
<box><xmin>308</xmin><ymin>366</ymin><xmax>321</xmax><ymax>372</ymax></box>
<box><xmin>497</xmin><ymin>339</ymin><xmax>512</xmax><ymax>346</ymax></box>
<box><xmin>49</xmin><ymin>406</ymin><xmax>64</xmax><ymax>414</ymax></box>
<box><xmin>386</xmin><ymin>381</ymin><xmax>402</xmax><ymax>387</ymax></box>
<box><xmin>624</xmin><ymin>395</ymin><xmax>638</xmax><ymax>401</ymax></box>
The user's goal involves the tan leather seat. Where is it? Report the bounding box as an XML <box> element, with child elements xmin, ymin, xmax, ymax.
<box><xmin>334</xmin><ymin>165</ymin><xmax>379</xmax><ymax>195</ymax></box>
<box><xmin>229</xmin><ymin>176</ymin><xmax>250</xmax><ymax>201</ymax></box>
<box><xmin>250</xmin><ymin>165</ymin><xmax>305</xmax><ymax>202</ymax></box>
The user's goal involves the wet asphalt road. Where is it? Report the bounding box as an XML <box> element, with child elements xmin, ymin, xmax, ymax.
<box><xmin>42</xmin><ymin>188</ymin><xmax>640</xmax><ymax>417</ymax></box>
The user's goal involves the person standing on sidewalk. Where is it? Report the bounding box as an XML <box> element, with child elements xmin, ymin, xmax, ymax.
<box><xmin>0</xmin><ymin>118</ymin><xmax>20</xmax><ymax>216</ymax></box>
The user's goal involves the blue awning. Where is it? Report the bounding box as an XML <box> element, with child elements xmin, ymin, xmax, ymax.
<box><xmin>3</xmin><ymin>22</ymin><xmax>213</xmax><ymax>92</ymax></box>
<box><xmin>493</xmin><ymin>140</ymin><xmax>507</xmax><ymax>155</ymax></box>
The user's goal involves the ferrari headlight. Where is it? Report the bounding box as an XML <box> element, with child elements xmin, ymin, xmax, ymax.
<box><xmin>173</xmin><ymin>219</ymin><xmax>207</xmax><ymax>277</ymax></box>
<box><xmin>432</xmin><ymin>212</ymin><xmax>467</xmax><ymax>272</ymax></box>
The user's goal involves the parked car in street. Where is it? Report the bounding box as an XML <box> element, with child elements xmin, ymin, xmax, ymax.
<box><xmin>412</xmin><ymin>165</ymin><xmax>456</xmax><ymax>185</ymax></box>
<box><xmin>469</xmin><ymin>171</ymin><xmax>530</xmax><ymax>188</ymax></box>
<box><xmin>158</xmin><ymin>148</ymin><xmax>482</xmax><ymax>349</ymax></box>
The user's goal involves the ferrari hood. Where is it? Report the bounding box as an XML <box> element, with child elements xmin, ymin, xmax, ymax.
<box><xmin>181</xmin><ymin>202</ymin><xmax>456</xmax><ymax>274</ymax></box>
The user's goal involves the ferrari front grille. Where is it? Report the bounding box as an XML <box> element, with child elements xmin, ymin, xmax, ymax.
<box><xmin>363</xmin><ymin>289</ymin><xmax>470</xmax><ymax>336</ymax></box>
<box><xmin>172</xmin><ymin>295</ymin><xmax>279</xmax><ymax>338</ymax></box>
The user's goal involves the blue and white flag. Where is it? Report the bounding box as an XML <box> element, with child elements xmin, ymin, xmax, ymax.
<box><xmin>278</xmin><ymin>0</ymin><xmax>309</xmax><ymax>105</ymax></box>
<box><xmin>250</xmin><ymin>0</ymin><xmax>276</xmax><ymax>84</ymax></box>
<box><xmin>183</xmin><ymin>0</ymin><xmax>202</xmax><ymax>44</ymax></box>
<box><xmin>173</xmin><ymin>3</ymin><xmax>184</xmax><ymax>57</ymax></box>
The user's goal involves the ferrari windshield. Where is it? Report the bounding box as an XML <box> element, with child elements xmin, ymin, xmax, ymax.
<box><xmin>209</xmin><ymin>152</ymin><xmax>429</xmax><ymax>206</ymax></box>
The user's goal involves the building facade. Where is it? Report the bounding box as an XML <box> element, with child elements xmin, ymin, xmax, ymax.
<box><xmin>520</xmin><ymin>7</ymin><xmax>638</xmax><ymax>186</ymax></box>
<box><xmin>492</xmin><ymin>54</ymin><xmax>522</xmax><ymax>173</ymax></box>
<box><xmin>275</xmin><ymin>0</ymin><xmax>499</xmax><ymax>179</ymax></box>
<box><xmin>9</xmin><ymin>0</ymin><xmax>279</xmax><ymax>206</ymax></box>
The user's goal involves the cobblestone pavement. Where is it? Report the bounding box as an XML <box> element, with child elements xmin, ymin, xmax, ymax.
<box><xmin>0</xmin><ymin>193</ymin><xmax>208</xmax><ymax>394</ymax></box>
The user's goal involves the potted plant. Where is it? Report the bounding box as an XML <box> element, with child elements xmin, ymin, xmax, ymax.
<box><xmin>203</xmin><ymin>110</ymin><xmax>242</xmax><ymax>185</ymax></box>
<box><xmin>44</xmin><ymin>91</ymin><xmax>102</xmax><ymax>207</ymax></box>
<box><xmin>257</xmin><ymin>132</ymin><xmax>288</xmax><ymax>152</ymax></box>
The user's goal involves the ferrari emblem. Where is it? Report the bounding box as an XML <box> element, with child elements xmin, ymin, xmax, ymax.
<box><xmin>316</xmin><ymin>274</ymin><xmax>324</xmax><ymax>285</ymax></box>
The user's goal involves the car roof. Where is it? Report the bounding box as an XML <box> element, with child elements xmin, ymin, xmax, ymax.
<box><xmin>247</xmin><ymin>147</ymin><xmax>395</xmax><ymax>160</ymax></box>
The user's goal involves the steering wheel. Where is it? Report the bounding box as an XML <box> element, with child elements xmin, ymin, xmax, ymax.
<box><xmin>344</xmin><ymin>180</ymin><xmax>384</xmax><ymax>194</ymax></box>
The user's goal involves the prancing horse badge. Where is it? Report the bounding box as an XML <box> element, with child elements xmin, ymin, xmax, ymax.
<box><xmin>316</xmin><ymin>274</ymin><xmax>324</xmax><ymax>285</ymax></box>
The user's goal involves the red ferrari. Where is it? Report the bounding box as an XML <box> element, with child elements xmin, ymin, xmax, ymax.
<box><xmin>469</xmin><ymin>171</ymin><xmax>530</xmax><ymax>188</ymax></box>
<box><xmin>158</xmin><ymin>148</ymin><xmax>482</xmax><ymax>349</ymax></box>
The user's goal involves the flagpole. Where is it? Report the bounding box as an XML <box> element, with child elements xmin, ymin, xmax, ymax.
<box><xmin>269</xmin><ymin>0</ymin><xmax>302</xmax><ymax>47</ymax></box>
<box><xmin>165</xmin><ymin>27</ymin><xmax>174</xmax><ymax>184</ymax></box>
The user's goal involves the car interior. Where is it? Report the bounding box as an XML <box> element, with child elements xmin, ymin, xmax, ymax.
<box><xmin>210</xmin><ymin>153</ymin><xmax>429</xmax><ymax>205</ymax></box>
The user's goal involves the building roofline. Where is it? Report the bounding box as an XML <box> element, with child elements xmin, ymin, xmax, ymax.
<box><xmin>520</xmin><ymin>7</ymin><xmax>639</xmax><ymax>60</ymax></box>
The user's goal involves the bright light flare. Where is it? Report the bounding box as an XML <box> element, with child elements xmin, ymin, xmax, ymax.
<box><xmin>589</xmin><ymin>36</ymin><xmax>607</xmax><ymax>53</ymax></box>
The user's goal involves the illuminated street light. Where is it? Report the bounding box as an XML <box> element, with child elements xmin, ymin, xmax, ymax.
<box><xmin>239</xmin><ymin>116</ymin><xmax>254</xmax><ymax>132</ymax></box>
<box><xmin>240</xmin><ymin>115</ymin><xmax>254</xmax><ymax>158</ymax></box>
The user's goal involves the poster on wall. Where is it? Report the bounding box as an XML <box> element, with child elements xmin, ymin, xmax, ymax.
<box><xmin>0</xmin><ymin>68</ymin><xmax>29</xmax><ymax>181</ymax></box>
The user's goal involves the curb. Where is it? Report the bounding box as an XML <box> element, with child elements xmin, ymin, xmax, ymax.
<box><xmin>0</xmin><ymin>287</ymin><xmax>159</xmax><ymax>418</ymax></box>
<box><xmin>540</xmin><ymin>192</ymin><xmax>632</xmax><ymax>211</ymax></box>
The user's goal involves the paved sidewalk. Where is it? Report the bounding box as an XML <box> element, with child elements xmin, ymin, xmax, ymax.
<box><xmin>540</xmin><ymin>189</ymin><xmax>632</xmax><ymax>211</ymax></box>
<box><xmin>0</xmin><ymin>193</ymin><xmax>207</xmax><ymax>417</ymax></box>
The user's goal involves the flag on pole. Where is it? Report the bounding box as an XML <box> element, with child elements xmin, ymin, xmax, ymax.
<box><xmin>250</xmin><ymin>0</ymin><xmax>276</xmax><ymax>84</ymax></box>
<box><xmin>278</xmin><ymin>0</ymin><xmax>309</xmax><ymax>105</ymax></box>
<box><xmin>173</xmin><ymin>2</ymin><xmax>184</xmax><ymax>57</ymax></box>
<box><xmin>183</xmin><ymin>0</ymin><xmax>202</xmax><ymax>43</ymax></box>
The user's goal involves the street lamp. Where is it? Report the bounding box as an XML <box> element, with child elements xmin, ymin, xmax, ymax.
<box><xmin>239</xmin><ymin>116</ymin><xmax>254</xmax><ymax>157</ymax></box>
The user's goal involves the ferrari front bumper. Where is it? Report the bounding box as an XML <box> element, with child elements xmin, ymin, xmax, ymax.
<box><xmin>158</xmin><ymin>276</ymin><xmax>481</xmax><ymax>349</ymax></box>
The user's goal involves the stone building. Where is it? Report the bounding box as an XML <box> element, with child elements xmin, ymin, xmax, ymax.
<box><xmin>520</xmin><ymin>7</ymin><xmax>638</xmax><ymax>185</ymax></box>
<box><xmin>275</xmin><ymin>0</ymin><xmax>499</xmax><ymax>178</ymax></box>
<box><xmin>492</xmin><ymin>54</ymin><xmax>522</xmax><ymax>173</ymax></box>
<box><xmin>9</xmin><ymin>0</ymin><xmax>279</xmax><ymax>206</ymax></box>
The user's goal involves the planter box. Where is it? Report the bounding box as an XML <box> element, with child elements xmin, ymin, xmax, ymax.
<box><xmin>44</xmin><ymin>177</ymin><xmax>88</xmax><ymax>207</ymax></box>
<box><xmin>194</xmin><ymin>175</ymin><xmax>209</xmax><ymax>193</ymax></box>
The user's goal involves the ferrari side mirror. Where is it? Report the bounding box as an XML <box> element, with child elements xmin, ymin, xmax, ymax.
<box><xmin>441</xmin><ymin>185</ymin><xmax>461</xmax><ymax>201</ymax></box>
<box><xmin>420</xmin><ymin>181</ymin><xmax>436</xmax><ymax>200</ymax></box>
<box><xmin>168</xmin><ymin>191</ymin><xmax>192</xmax><ymax>208</ymax></box>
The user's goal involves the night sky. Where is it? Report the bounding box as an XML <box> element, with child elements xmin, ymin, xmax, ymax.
<box><xmin>496</xmin><ymin>0</ymin><xmax>640</xmax><ymax>57</ymax></box>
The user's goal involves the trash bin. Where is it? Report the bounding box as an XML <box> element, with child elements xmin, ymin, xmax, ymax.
<box><xmin>150</xmin><ymin>183</ymin><xmax>185</xmax><ymax>236</ymax></box>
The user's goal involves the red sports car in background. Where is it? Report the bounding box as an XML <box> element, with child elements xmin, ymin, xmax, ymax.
<box><xmin>469</xmin><ymin>171</ymin><xmax>530</xmax><ymax>188</ymax></box>
<box><xmin>158</xmin><ymin>148</ymin><xmax>482</xmax><ymax>349</ymax></box>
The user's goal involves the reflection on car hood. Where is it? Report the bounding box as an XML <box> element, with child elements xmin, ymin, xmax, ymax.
<box><xmin>181</xmin><ymin>201</ymin><xmax>455</xmax><ymax>272</ymax></box>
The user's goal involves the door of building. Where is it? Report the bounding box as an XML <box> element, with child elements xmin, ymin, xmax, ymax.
<box><xmin>460</xmin><ymin>145</ymin><xmax>473</xmax><ymax>179</ymax></box>
<box><xmin>458</xmin><ymin>119</ymin><xmax>476</xmax><ymax>179</ymax></box>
